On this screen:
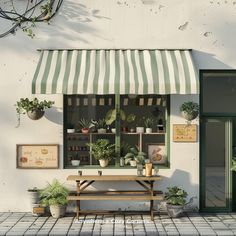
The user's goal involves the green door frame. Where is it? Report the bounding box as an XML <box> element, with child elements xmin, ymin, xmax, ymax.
<box><xmin>200</xmin><ymin>117</ymin><xmax>232</xmax><ymax>212</ymax></box>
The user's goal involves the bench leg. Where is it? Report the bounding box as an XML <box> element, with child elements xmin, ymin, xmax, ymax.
<box><xmin>150</xmin><ymin>181</ymin><xmax>154</xmax><ymax>221</ymax></box>
<box><xmin>76</xmin><ymin>180</ymin><xmax>81</xmax><ymax>219</ymax></box>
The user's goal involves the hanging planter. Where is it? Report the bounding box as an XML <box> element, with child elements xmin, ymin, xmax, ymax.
<box><xmin>15</xmin><ymin>98</ymin><xmax>54</xmax><ymax>127</ymax></box>
<box><xmin>180</xmin><ymin>101</ymin><xmax>199</xmax><ymax>122</ymax></box>
<box><xmin>27</xmin><ymin>109</ymin><xmax>45</xmax><ymax>120</ymax></box>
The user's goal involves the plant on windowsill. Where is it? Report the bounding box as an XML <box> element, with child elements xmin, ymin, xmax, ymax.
<box><xmin>180</xmin><ymin>101</ymin><xmax>199</xmax><ymax>122</ymax></box>
<box><xmin>105</xmin><ymin>109</ymin><xmax>126</xmax><ymax>132</ymax></box>
<box><xmin>136</xmin><ymin>116</ymin><xmax>145</xmax><ymax>133</ymax></box>
<box><xmin>78</xmin><ymin>118</ymin><xmax>92</xmax><ymax>134</ymax></box>
<box><xmin>164</xmin><ymin>186</ymin><xmax>188</xmax><ymax>218</ymax></box>
<box><xmin>124</xmin><ymin>147</ymin><xmax>146</xmax><ymax>167</ymax></box>
<box><xmin>91</xmin><ymin>119</ymin><xmax>107</xmax><ymax>133</ymax></box>
<box><xmin>144</xmin><ymin>117</ymin><xmax>155</xmax><ymax>133</ymax></box>
<box><xmin>67</xmin><ymin>123</ymin><xmax>75</xmax><ymax>133</ymax></box>
<box><xmin>40</xmin><ymin>179</ymin><xmax>69</xmax><ymax>218</ymax></box>
<box><xmin>15</xmin><ymin>98</ymin><xmax>54</xmax><ymax>127</ymax></box>
<box><xmin>87</xmin><ymin>139</ymin><xmax>115</xmax><ymax>167</ymax></box>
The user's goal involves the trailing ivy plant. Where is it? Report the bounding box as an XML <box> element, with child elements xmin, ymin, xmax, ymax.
<box><xmin>0</xmin><ymin>0</ymin><xmax>63</xmax><ymax>38</ymax></box>
<box><xmin>15</xmin><ymin>97</ymin><xmax>54</xmax><ymax>127</ymax></box>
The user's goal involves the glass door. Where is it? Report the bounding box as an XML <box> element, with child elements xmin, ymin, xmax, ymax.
<box><xmin>200</xmin><ymin>118</ymin><xmax>232</xmax><ymax>211</ymax></box>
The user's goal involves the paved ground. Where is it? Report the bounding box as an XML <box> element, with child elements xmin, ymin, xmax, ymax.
<box><xmin>1</xmin><ymin>212</ymin><xmax>236</xmax><ymax>236</ymax></box>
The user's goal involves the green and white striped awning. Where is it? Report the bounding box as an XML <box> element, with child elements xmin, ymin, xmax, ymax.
<box><xmin>32</xmin><ymin>49</ymin><xmax>199</xmax><ymax>94</ymax></box>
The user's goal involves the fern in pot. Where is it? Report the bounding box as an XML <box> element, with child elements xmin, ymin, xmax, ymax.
<box><xmin>164</xmin><ymin>186</ymin><xmax>188</xmax><ymax>218</ymax></box>
<box><xmin>40</xmin><ymin>179</ymin><xmax>69</xmax><ymax>218</ymax></box>
<box><xmin>87</xmin><ymin>139</ymin><xmax>115</xmax><ymax>167</ymax></box>
<box><xmin>15</xmin><ymin>98</ymin><xmax>54</xmax><ymax>127</ymax></box>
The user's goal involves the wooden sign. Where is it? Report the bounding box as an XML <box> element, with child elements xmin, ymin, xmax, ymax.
<box><xmin>173</xmin><ymin>124</ymin><xmax>197</xmax><ymax>142</ymax></box>
<box><xmin>17</xmin><ymin>144</ymin><xmax>59</xmax><ymax>169</ymax></box>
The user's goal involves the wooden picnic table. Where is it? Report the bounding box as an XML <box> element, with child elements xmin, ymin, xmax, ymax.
<box><xmin>67</xmin><ymin>175</ymin><xmax>163</xmax><ymax>220</ymax></box>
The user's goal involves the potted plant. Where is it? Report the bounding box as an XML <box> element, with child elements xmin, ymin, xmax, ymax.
<box><xmin>136</xmin><ymin>117</ymin><xmax>145</xmax><ymax>133</ymax></box>
<box><xmin>105</xmin><ymin>109</ymin><xmax>126</xmax><ymax>132</ymax></box>
<box><xmin>180</xmin><ymin>101</ymin><xmax>199</xmax><ymax>121</ymax></box>
<box><xmin>40</xmin><ymin>179</ymin><xmax>69</xmax><ymax>218</ymax></box>
<box><xmin>232</xmin><ymin>157</ymin><xmax>236</xmax><ymax>172</ymax></box>
<box><xmin>92</xmin><ymin>119</ymin><xmax>107</xmax><ymax>133</ymax></box>
<box><xmin>124</xmin><ymin>147</ymin><xmax>146</xmax><ymax>167</ymax></box>
<box><xmin>144</xmin><ymin>117</ymin><xmax>155</xmax><ymax>133</ymax></box>
<box><xmin>15</xmin><ymin>98</ymin><xmax>54</xmax><ymax>127</ymax></box>
<box><xmin>87</xmin><ymin>139</ymin><xmax>115</xmax><ymax>167</ymax></box>
<box><xmin>78</xmin><ymin>118</ymin><xmax>91</xmax><ymax>134</ymax></box>
<box><xmin>164</xmin><ymin>186</ymin><xmax>188</xmax><ymax>218</ymax></box>
<box><xmin>67</xmin><ymin>123</ymin><xmax>75</xmax><ymax>133</ymax></box>
<box><xmin>126</xmin><ymin>114</ymin><xmax>136</xmax><ymax>132</ymax></box>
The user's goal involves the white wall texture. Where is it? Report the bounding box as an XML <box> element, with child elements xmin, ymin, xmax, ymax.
<box><xmin>0</xmin><ymin>0</ymin><xmax>235</xmax><ymax>211</ymax></box>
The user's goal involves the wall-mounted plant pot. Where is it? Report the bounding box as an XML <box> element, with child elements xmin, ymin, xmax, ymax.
<box><xmin>136</xmin><ymin>127</ymin><xmax>144</xmax><ymax>133</ymax></box>
<box><xmin>27</xmin><ymin>110</ymin><xmax>45</xmax><ymax>120</ymax></box>
<box><xmin>145</xmin><ymin>128</ymin><xmax>152</xmax><ymax>133</ymax></box>
<box><xmin>99</xmin><ymin>159</ymin><xmax>109</xmax><ymax>167</ymax></box>
<box><xmin>181</xmin><ymin>111</ymin><xmax>198</xmax><ymax>121</ymax></box>
<box><xmin>81</xmin><ymin>128</ymin><xmax>89</xmax><ymax>134</ymax></box>
<box><xmin>97</xmin><ymin>128</ymin><xmax>106</xmax><ymax>134</ymax></box>
<box><xmin>166</xmin><ymin>204</ymin><xmax>184</xmax><ymax>218</ymax></box>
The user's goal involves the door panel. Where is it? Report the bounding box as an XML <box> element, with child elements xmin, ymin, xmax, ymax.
<box><xmin>201</xmin><ymin>118</ymin><xmax>231</xmax><ymax>211</ymax></box>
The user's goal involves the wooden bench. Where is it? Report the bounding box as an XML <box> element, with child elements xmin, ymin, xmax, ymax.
<box><xmin>67</xmin><ymin>175</ymin><xmax>163</xmax><ymax>220</ymax></box>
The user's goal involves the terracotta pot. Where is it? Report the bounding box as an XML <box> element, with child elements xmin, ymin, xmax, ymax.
<box><xmin>27</xmin><ymin>110</ymin><xmax>44</xmax><ymax>120</ymax></box>
<box><xmin>181</xmin><ymin>111</ymin><xmax>198</xmax><ymax>121</ymax></box>
<box><xmin>49</xmin><ymin>205</ymin><xmax>66</xmax><ymax>218</ymax></box>
<box><xmin>82</xmin><ymin>128</ymin><xmax>89</xmax><ymax>134</ymax></box>
<box><xmin>99</xmin><ymin>159</ymin><xmax>109</xmax><ymax>167</ymax></box>
<box><xmin>166</xmin><ymin>204</ymin><xmax>184</xmax><ymax>218</ymax></box>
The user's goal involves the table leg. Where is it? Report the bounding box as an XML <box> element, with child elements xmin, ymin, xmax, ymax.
<box><xmin>150</xmin><ymin>181</ymin><xmax>154</xmax><ymax>221</ymax></box>
<box><xmin>76</xmin><ymin>180</ymin><xmax>80</xmax><ymax>219</ymax></box>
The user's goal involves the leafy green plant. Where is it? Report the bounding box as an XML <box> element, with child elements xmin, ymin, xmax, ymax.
<box><xmin>78</xmin><ymin>118</ymin><xmax>91</xmax><ymax>129</ymax></box>
<box><xmin>15</xmin><ymin>98</ymin><xmax>54</xmax><ymax>127</ymax></box>
<box><xmin>232</xmin><ymin>158</ymin><xmax>236</xmax><ymax>172</ymax></box>
<box><xmin>124</xmin><ymin>147</ymin><xmax>146</xmax><ymax>165</ymax></box>
<box><xmin>164</xmin><ymin>186</ymin><xmax>188</xmax><ymax>206</ymax></box>
<box><xmin>87</xmin><ymin>139</ymin><xmax>115</xmax><ymax>161</ymax></box>
<box><xmin>126</xmin><ymin>114</ymin><xmax>136</xmax><ymax>123</ymax></box>
<box><xmin>40</xmin><ymin>179</ymin><xmax>69</xmax><ymax>206</ymax></box>
<box><xmin>180</xmin><ymin>102</ymin><xmax>199</xmax><ymax>115</ymax></box>
<box><xmin>144</xmin><ymin>117</ymin><xmax>155</xmax><ymax>128</ymax></box>
<box><xmin>105</xmin><ymin>109</ymin><xmax>126</xmax><ymax>125</ymax></box>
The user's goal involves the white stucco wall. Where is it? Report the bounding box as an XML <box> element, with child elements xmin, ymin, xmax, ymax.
<box><xmin>0</xmin><ymin>0</ymin><xmax>235</xmax><ymax>211</ymax></box>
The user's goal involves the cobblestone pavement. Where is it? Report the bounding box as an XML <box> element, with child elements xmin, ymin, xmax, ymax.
<box><xmin>1</xmin><ymin>212</ymin><xmax>236</xmax><ymax>236</ymax></box>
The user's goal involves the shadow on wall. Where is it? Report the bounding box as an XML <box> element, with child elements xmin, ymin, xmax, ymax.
<box><xmin>39</xmin><ymin>1</ymin><xmax>112</xmax><ymax>46</ymax></box>
<box><xmin>192</xmin><ymin>50</ymin><xmax>233</xmax><ymax>70</ymax></box>
<box><xmin>44</xmin><ymin>106</ymin><xmax>63</xmax><ymax>126</ymax></box>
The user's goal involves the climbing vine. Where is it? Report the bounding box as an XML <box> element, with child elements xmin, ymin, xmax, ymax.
<box><xmin>0</xmin><ymin>0</ymin><xmax>63</xmax><ymax>38</ymax></box>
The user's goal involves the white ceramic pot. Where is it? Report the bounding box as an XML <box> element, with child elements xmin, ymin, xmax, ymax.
<box><xmin>98</xmin><ymin>128</ymin><xmax>106</xmax><ymax>134</ymax></box>
<box><xmin>130</xmin><ymin>160</ymin><xmax>137</xmax><ymax>167</ymax></box>
<box><xmin>49</xmin><ymin>205</ymin><xmax>66</xmax><ymax>218</ymax></box>
<box><xmin>145</xmin><ymin>128</ymin><xmax>152</xmax><ymax>133</ymax></box>
<box><xmin>71</xmin><ymin>160</ymin><xmax>80</xmax><ymax>166</ymax></box>
<box><xmin>136</xmin><ymin>127</ymin><xmax>144</xmax><ymax>133</ymax></box>
<box><xmin>111</xmin><ymin>128</ymin><xmax>116</xmax><ymax>133</ymax></box>
<box><xmin>99</xmin><ymin>159</ymin><xmax>109</xmax><ymax>167</ymax></box>
<box><xmin>67</xmin><ymin>129</ymin><xmax>75</xmax><ymax>133</ymax></box>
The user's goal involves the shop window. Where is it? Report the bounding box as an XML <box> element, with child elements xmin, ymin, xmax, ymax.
<box><xmin>64</xmin><ymin>95</ymin><xmax>169</xmax><ymax>168</ymax></box>
<box><xmin>202</xmin><ymin>71</ymin><xmax>236</xmax><ymax>115</ymax></box>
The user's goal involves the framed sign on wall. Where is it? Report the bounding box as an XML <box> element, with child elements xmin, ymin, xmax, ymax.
<box><xmin>173</xmin><ymin>124</ymin><xmax>198</xmax><ymax>142</ymax></box>
<box><xmin>16</xmin><ymin>144</ymin><xmax>59</xmax><ymax>169</ymax></box>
